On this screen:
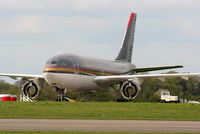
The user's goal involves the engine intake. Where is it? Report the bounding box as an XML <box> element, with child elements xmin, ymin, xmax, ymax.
<box><xmin>120</xmin><ymin>80</ymin><xmax>141</xmax><ymax>100</ymax></box>
<box><xmin>22</xmin><ymin>81</ymin><xmax>40</xmax><ymax>99</ymax></box>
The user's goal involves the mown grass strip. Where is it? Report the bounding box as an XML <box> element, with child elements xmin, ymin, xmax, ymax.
<box><xmin>0</xmin><ymin>102</ymin><xmax>200</xmax><ymax>120</ymax></box>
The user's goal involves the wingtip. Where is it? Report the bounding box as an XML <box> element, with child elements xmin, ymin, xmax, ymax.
<box><xmin>178</xmin><ymin>65</ymin><xmax>184</xmax><ymax>68</ymax></box>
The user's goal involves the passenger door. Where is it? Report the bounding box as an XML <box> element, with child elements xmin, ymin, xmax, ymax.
<box><xmin>71</xmin><ymin>57</ymin><xmax>79</xmax><ymax>74</ymax></box>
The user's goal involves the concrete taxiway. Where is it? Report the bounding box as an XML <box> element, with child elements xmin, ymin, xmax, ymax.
<box><xmin>0</xmin><ymin>119</ymin><xmax>200</xmax><ymax>132</ymax></box>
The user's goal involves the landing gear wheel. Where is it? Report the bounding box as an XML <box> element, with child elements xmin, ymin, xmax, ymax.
<box><xmin>53</xmin><ymin>86</ymin><xmax>67</xmax><ymax>101</ymax></box>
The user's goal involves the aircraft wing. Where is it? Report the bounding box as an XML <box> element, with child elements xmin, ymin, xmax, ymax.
<box><xmin>132</xmin><ymin>65</ymin><xmax>183</xmax><ymax>73</ymax></box>
<box><xmin>0</xmin><ymin>73</ymin><xmax>44</xmax><ymax>80</ymax></box>
<box><xmin>94</xmin><ymin>73</ymin><xmax>200</xmax><ymax>85</ymax></box>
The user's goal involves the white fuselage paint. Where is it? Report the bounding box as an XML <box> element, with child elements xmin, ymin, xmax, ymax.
<box><xmin>43</xmin><ymin>72</ymin><xmax>101</xmax><ymax>92</ymax></box>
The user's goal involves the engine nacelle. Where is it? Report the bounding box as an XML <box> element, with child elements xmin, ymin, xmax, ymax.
<box><xmin>22</xmin><ymin>81</ymin><xmax>40</xmax><ymax>99</ymax></box>
<box><xmin>120</xmin><ymin>79</ymin><xmax>141</xmax><ymax>100</ymax></box>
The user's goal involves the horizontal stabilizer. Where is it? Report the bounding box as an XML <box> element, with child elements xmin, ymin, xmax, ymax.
<box><xmin>132</xmin><ymin>65</ymin><xmax>183</xmax><ymax>73</ymax></box>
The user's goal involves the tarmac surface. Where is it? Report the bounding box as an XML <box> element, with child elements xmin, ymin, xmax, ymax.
<box><xmin>0</xmin><ymin>119</ymin><xmax>200</xmax><ymax>132</ymax></box>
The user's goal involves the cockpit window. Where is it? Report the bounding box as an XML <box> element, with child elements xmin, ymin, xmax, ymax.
<box><xmin>51</xmin><ymin>60</ymin><xmax>58</xmax><ymax>65</ymax></box>
<box><xmin>58</xmin><ymin>60</ymin><xmax>66</xmax><ymax>66</ymax></box>
<box><xmin>46</xmin><ymin>56</ymin><xmax>75</xmax><ymax>67</ymax></box>
<box><xmin>58</xmin><ymin>59</ymin><xmax>73</xmax><ymax>66</ymax></box>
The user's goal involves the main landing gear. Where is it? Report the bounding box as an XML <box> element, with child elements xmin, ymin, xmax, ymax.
<box><xmin>53</xmin><ymin>86</ymin><xmax>67</xmax><ymax>101</ymax></box>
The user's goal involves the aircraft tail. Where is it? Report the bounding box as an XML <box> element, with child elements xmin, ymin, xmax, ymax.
<box><xmin>115</xmin><ymin>13</ymin><xmax>137</xmax><ymax>63</ymax></box>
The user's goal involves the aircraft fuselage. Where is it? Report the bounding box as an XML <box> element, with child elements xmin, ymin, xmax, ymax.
<box><xmin>43</xmin><ymin>53</ymin><xmax>135</xmax><ymax>91</ymax></box>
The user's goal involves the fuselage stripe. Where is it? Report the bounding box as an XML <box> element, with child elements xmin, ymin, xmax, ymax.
<box><xmin>43</xmin><ymin>67</ymin><xmax>117</xmax><ymax>76</ymax></box>
<box><xmin>45</xmin><ymin>65</ymin><xmax>121</xmax><ymax>75</ymax></box>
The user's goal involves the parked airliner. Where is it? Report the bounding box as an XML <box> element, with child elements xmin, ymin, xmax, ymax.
<box><xmin>0</xmin><ymin>13</ymin><xmax>199</xmax><ymax>101</ymax></box>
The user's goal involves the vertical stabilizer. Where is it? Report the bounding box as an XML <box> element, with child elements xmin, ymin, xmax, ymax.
<box><xmin>115</xmin><ymin>13</ymin><xmax>137</xmax><ymax>63</ymax></box>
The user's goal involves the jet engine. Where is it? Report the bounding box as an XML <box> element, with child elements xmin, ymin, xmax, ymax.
<box><xmin>22</xmin><ymin>81</ymin><xmax>40</xmax><ymax>99</ymax></box>
<box><xmin>15</xmin><ymin>78</ymin><xmax>42</xmax><ymax>100</ymax></box>
<box><xmin>120</xmin><ymin>79</ymin><xmax>141</xmax><ymax>100</ymax></box>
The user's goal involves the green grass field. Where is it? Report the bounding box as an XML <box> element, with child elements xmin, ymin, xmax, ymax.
<box><xmin>0</xmin><ymin>132</ymin><xmax>199</xmax><ymax>134</ymax></box>
<box><xmin>0</xmin><ymin>102</ymin><xmax>200</xmax><ymax>120</ymax></box>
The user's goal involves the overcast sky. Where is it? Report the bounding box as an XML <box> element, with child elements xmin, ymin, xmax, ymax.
<box><xmin>0</xmin><ymin>0</ymin><xmax>200</xmax><ymax>82</ymax></box>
